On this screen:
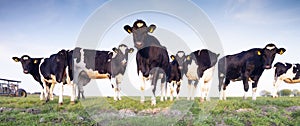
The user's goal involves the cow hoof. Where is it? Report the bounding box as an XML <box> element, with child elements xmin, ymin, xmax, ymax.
<box><xmin>59</xmin><ymin>102</ymin><xmax>63</xmax><ymax>106</ymax></box>
<box><xmin>70</xmin><ymin>101</ymin><xmax>76</xmax><ymax>105</ymax></box>
<box><xmin>151</xmin><ymin>101</ymin><xmax>156</xmax><ymax>106</ymax></box>
<box><xmin>114</xmin><ymin>98</ymin><xmax>118</xmax><ymax>101</ymax></box>
<box><xmin>187</xmin><ymin>97</ymin><xmax>190</xmax><ymax>101</ymax></box>
<box><xmin>140</xmin><ymin>100</ymin><xmax>145</xmax><ymax>104</ymax></box>
<box><xmin>160</xmin><ymin>98</ymin><xmax>164</xmax><ymax>102</ymax></box>
<box><xmin>191</xmin><ymin>97</ymin><xmax>195</xmax><ymax>101</ymax></box>
<box><xmin>200</xmin><ymin>98</ymin><xmax>204</xmax><ymax>102</ymax></box>
<box><xmin>118</xmin><ymin>97</ymin><xmax>122</xmax><ymax>100</ymax></box>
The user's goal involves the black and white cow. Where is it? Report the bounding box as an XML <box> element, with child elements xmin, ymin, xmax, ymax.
<box><xmin>218</xmin><ymin>43</ymin><xmax>286</xmax><ymax>100</ymax></box>
<box><xmin>124</xmin><ymin>20</ymin><xmax>170</xmax><ymax>105</ymax></box>
<box><xmin>180</xmin><ymin>49</ymin><xmax>219</xmax><ymax>102</ymax></box>
<box><xmin>167</xmin><ymin>55</ymin><xmax>182</xmax><ymax>101</ymax></box>
<box><xmin>167</xmin><ymin>51</ymin><xmax>186</xmax><ymax>99</ymax></box>
<box><xmin>12</xmin><ymin>49</ymin><xmax>76</xmax><ymax>104</ymax></box>
<box><xmin>72</xmin><ymin>44</ymin><xmax>134</xmax><ymax>100</ymax></box>
<box><xmin>272</xmin><ymin>62</ymin><xmax>300</xmax><ymax>97</ymax></box>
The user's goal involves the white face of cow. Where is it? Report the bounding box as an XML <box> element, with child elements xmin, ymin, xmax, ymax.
<box><xmin>112</xmin><ymin>44</ymin><xmax>134</xmax><ymax>66</ymax></box>
<box><xmin>266</xmin><ymin>45</ymin><xmax>276</xmax><ymax>50</ymax></box>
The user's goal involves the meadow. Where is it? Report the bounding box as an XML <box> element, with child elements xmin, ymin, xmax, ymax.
<box><xmin>0</xmin><ymin>95</ymin><xmax>299</xmax><ymax>125</ymax></box>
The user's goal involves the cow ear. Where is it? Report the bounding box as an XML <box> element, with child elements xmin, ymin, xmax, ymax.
<box><xmin>148</xmin><ymin>24</ymin><xmax>156</xmax><ymax>33</ymax></box>
<box><xmin>124</xmin><ymin>25</ymin><xmax>132</xmax><ymax>34</ymax></box>
<box><xmin>186</xmin><ymin>55</ymin><xmax>191</xmax><ymax>61</ymax></box>
<box><xmin>257</xmin><ymin>50</ymin><xmax>262</xmax><ymax>56</ymax></box>
<box><xmin>277</xmin><ymin>48</ymin><xmax>286</xmax><ymax>55</ymax></box>
<box><xmin>170</xmin><ymin>55</ymin><xmax>175</xmax><ymax>61</ymax></box>
<box><xmin>128</xmin><ymin>48</ymin><xmax>134</xmax><ymax>53</ymax></box>
<box><xmin>12</xmin><ymin>57</ymin><xmax>20</xmax><ymax>62</ymax></box>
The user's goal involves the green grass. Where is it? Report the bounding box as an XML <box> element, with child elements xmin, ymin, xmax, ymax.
<box><xmin>0</xmin><ymin>95</ymin><xmax>299</xmax><ymax>125</ymax></box>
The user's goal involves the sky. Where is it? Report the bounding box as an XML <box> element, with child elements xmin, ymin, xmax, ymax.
<box><xmin>0</xmin><ymin>0</ymin><xmax>300</xmax><ymax>98</ymax></box>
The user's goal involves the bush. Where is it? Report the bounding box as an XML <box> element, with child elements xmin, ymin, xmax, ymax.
<box><xmin>279</xmin><ymin>89</ymin><xmax>292</xmax><ymax>96</ymax></box>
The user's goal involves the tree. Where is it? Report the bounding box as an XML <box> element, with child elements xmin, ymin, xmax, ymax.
<box><xmin>260</xmin><ymin>90</ymin><xmax>271</xmax><ymax>97</ymax></box>
<box><xmin>279</xmin><ymin>89</ymin><xmax>292</xmax><ymax>96</ymax></box>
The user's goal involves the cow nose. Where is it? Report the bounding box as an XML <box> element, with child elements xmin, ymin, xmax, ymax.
<box><xmin>135</xmin><ymin>42</ymin><xmax>143</xmax><ymax>48</ymax></box>
<box><xmin>23</xmin><ymin>70</ymin><xmax>29</xmax><ymax>74</ymax></box>
<box><xmin>179</xmin><ymin>66</ymin><xmax>183</xmax><ymax>70</ymax></box>
<box><xmin>122</xmin><ymin>60</ymin><xmax>127</xmax><ymax>65</ymax></box>
<box><xmin>265</xmin><ymin>65</ymin><xmax>271</xmax><ymax>69</ymax></box>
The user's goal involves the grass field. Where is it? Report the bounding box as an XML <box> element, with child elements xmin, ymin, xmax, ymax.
<box><xmin>0</xmin><ymin>95</ymin><xmax>299</xmax><ymax>125</ymax></box>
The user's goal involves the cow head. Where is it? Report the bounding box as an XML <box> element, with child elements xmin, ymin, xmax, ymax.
<box><xmin>257</xmin><ymin>43</ymin><xmax>286</xmax><ymax>69</ymax></box>
<box><xmin>56</xmin><ymin>49</ymin><xmax>69</xmax><ymax>67</ymax></box>
<box><xmin>174</xmin><ymin>51</ymin><xmax>186</xmax><ymax>70</ymax></box>
<box><xmin>293</xmin><ymin>64</ymin><xmax>300</xmax><ymax>80</ymax></box>
<box><xmin>124</xmin><ymin>20</ymin><xmax>156</xmax><ymax>49</ymax></box>
<box><xmin>112</xmin><ymin>44</ymin><xmax>134</xmax><ymax>65</ymax></box>
<box><xmin>12</xmin><ymin>55</ymin><xmax>43</xmax><ymax>74</ymax></box>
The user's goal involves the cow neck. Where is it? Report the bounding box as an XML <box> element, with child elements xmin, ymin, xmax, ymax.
<box><xmin>31</xmin><ymin>58</ymin><xmax>44</xmax><ymax>85</ymax></box>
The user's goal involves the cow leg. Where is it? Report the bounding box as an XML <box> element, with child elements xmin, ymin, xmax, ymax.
<box><xmin>252</xmin><ymin>82</ymin><xmax>258</xmax><ymax>100</ymax></box>
<box><xmin>43</xmin><ymin>82</ymin><xmax>49</xmax><ymax>102</ymax></box>
<box><xmin>77</xmin><ymin>71</ymin><xmax>90</xmax><ymax>100</ymax></box>
<box><xmin>176</xmin><ymin>80</ymin><xmax>181</xmax><ymax>100</ymax></box>
<box><xmin>77</xmin><ymin>82</ymin><xmax>85</xmax><ymax>100</ymax></box>
<box><xmin>202</xmin><ymin>79</ymin><xmax>212</xmax><ymax>102</ymax></box>
<box><xmin>49</xmin><ymin>83</ymin><xmax>55</xmax><ymax>101</ymax></box>
<box><xmin>272</xmin><ymin>77</ymin><xmax>280</xmax><ymax>98</ymax></box>
<box><xmin>58</xmin><ymin>83</ymin><xmax>64</xmax><ymax>105</ymax></box>
<box><xmin>221</xmin><ymin>78</ymin><xmax>230</xmax><ymax>100</ymax></box>
<box><xmin>199</xmin><ymin>78</ymin><xmax>205</xmax><ymax>102</ymax></box>
<box><xmin>187</xmin><ymin>80</ymin><xmax>192</xmax><ymax>100</ymax></box>
<box><xmin>111</xmin><ymin>77</ymin><xmax>118</xmax><ymax>101</ymax></box>
<box><xmin>151</xmin><ymin>70</ymin><xmax>159</xmax><ymax>106</ymax></box>
<box><xmin>69</xmin><ymin>81</ymin><xmax>76</xmax><ymax>104</ymax></box>
<box><xmin>116</xmin><ymin>77</ymin><xmax>122</xmax><ymax>100</ymax></box>
<box><xmin>40</xmin><ymin>87</ymin><xmax>45</xmax><ymax>100</ymax></box>
<box><xmin>139</xmin><ymin>71</ymin><xmax>145</xmax><ymax>103</ymax></box>
<box><xmin>242</xmin><ymin>78</ymin><xmax>250</xmax><ymax>100</ymax></box>
<box><xmin>169</xmin><ymin>81</ymin><xmax>175</xmax><ymax>101</ymax></box>
<box><xmin>160</xmin><ymin>82</ymin><xmax>165</xmax><ymax>102</ymax></box>
<box><xmin>191</xmin><ymin>80</ymin><xmax>198</xmax><ymax>100</ymax></box>
<box><xmin>163</xmin><ymin>74</ymin><xmax>167</xmax><ymax>101</ymax></box>
<box><xmin>160</xmin><ymin>74</ymin><xmax>167</xmax><ymax>102</ymax></box>
<box><xmin>218</xmin><ymin>75</ymin><xmax>224</xmax><ymax>100</ymax></box>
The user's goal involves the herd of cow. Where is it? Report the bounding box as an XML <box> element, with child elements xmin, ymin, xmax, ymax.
<box><xmin>12</xmin><ymin>20</ymin><xmax>300</xmax><ymax>106</ymax></box>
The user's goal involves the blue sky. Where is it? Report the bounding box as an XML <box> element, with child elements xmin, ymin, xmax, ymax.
<box><xmin>1</xmin><ymin>0</ymin><xmax>300</xmax><ymax>97</ymax></box>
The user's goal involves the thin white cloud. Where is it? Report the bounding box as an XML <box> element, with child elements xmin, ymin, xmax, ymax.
<box><xmin>225</xmin><ymin>0</ymin><xmax>300</xmax><ymax>25</ymax></box>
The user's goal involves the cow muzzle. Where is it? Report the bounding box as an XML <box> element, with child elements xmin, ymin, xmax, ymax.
<box><xmin>121</xmin><ymin>60</ymin><xmax>127</xmax><ymax>65</ymax></box>
<box><xmin>178</xmin><ymin>66</ymin><xmax>183</xmax><ymax>70</ymax></box>
<box><xmin>23</xmin><ymin>70</ymin><xmax>29</xmax><ymax>74</ymax></box>
<box><xmin>264</xmin><ymin>65</ymin><xmax>271</xmax><ymax>69</ymax></box>
<box><xmin>135</xmin><ymin>42</ymin><xmax>143</xmax><ymax>49</ymax></box>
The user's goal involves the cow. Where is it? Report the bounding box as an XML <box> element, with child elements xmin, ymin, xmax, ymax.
<box><xmin>178</xmin><ymin>49</ymin><xmax>219</xmax><ymax>102</ymax></box>
<box><xmin>167</xmin><ymin>51</ymin><xmax>186</xmax><ymax>100</ymax></box>
<box><xmin>72</xmin><ymin>44</ymin><xmax>134</xmax><ymax>101</ymax></box>
<box><xmin>218</xmin><ymin>43</ymin><xmax>286</xmax><ymax>100</ymax></box>
<box><xmin>167</xmin><ymin>55</ymin><xmax>182</xmax><ymax>101</ymax></box>
<box><xmin>12</xmin><ymin>49</ymin><xmax>76</xmax><ymax>104</ymax></box>
<box><xmin>124</xmin><ymin>20</ymin><xmax>170</xmax><ymax>105</ymax></box>
<box><xmin>272</xmin><ymin>62</ymin><xmax>300</xmax><ymax>97</ymax></box>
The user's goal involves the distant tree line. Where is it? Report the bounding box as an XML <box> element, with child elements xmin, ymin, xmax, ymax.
<box><xmin>260</xmin><ymin>89</ymin><xmax>300</xmax><ymax>97</ymax></box>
